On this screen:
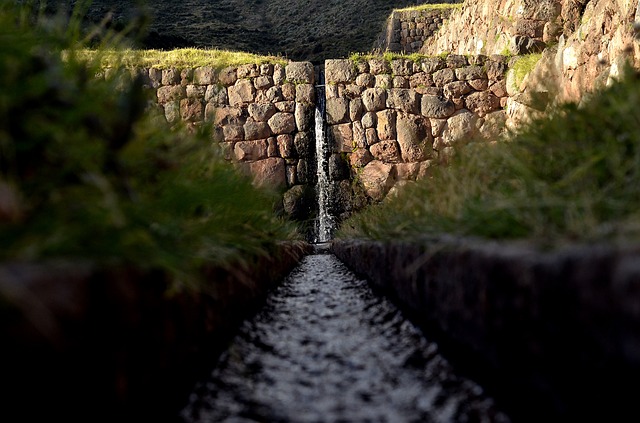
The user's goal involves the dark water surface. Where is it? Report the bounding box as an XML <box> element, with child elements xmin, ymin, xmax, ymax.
<box><xmin>180</xmin><ymin>254</ymin><xmax>511</xmax><ymax>423</ymax></box>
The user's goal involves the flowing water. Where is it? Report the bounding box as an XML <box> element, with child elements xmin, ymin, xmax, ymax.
<box><xmin>314</xmin><ymin>72</ymin><xmax>334</xmax><ymax>243</ymax></box>
<box><xmin>180</xmin><ymin>253</ymin><xmax>512</xmax><ymax>423</ymax></box>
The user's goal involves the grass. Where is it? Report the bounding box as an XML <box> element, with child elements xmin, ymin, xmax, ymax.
<box><xmin>0</xmin><ymin>2</ymin><xmax>300</xmax><ymax>292</ymax></box>
<box><xmin>337</xmin><ymin>65</ymin><xmax>640</xmax><ymax>247</ymax></box>
<box><xmin>77</xmin><ymin>48</ymin><xmax>289</xmax><ymax>70</ymax></box>
<box><xmin>508</xmin><ymin>53</ymin><xmax>542</xmax><ymax>91</ymax></box>
<box><xmin>394</xmin><ymin>2</ymin><xmax>464</xmax><ymax>13</ymax></box>
<box><xmin>351</xmin><ymin>51</ymin><xmax>432</xmax><ymax>64</ymax></box>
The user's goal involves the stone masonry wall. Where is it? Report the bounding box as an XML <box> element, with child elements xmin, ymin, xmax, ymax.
<box><xmin>322</xmin><ymin>55</ymin><xmax>508</xmax><ymax>218</ymax></box>
<box><xmin>374</xmin><ymin>6</ymin><xmax>457</xmax><ymax>54</ymax></box>
<box><xmin>131</xmin><ymin>61</ymin><xmax>319</xmax><ymax>230</ymax></box>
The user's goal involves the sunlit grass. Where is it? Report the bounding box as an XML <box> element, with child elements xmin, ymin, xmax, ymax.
<box><xmin>76</xmin><ymin>47</ymin><xmax>289</xmax><ymax>69</ymax></box>
<box><xmin>394</xmin><ymin>2</ymin><xmax>464</xmax><ymax>13</ymax></box>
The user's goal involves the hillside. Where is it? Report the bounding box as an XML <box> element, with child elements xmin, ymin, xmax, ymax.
<box><xmin>82</xmin><ymin>0</ymin><xmax>459</xmax><ymax>63</ymax></box>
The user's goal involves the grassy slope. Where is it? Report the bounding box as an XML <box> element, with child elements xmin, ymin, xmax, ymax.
<box><xmin>84</xmin><ymin>0</ymin><xmax>460</xmax><ymax>63</ymax></box>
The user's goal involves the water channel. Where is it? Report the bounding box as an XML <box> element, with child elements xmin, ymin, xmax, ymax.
<box><xmin>180</xmin><ymin>252</ymin><xmax>512</xmax><ymax>422</ymax></box>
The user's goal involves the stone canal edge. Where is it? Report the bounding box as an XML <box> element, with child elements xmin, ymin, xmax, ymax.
<box><xmin>331</xmin><ymin>237</ymin><xmax>640</xmax><ymax>422</ymax></box>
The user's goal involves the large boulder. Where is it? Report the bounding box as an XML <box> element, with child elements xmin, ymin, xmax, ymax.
<box><xmin>359</xmin><ymin>160</ymin><xmax>396</xmax><ymax>201</ymax></box>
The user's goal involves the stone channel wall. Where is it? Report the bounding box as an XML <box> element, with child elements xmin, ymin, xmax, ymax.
<box><xmin>322</xmin><ymin>55</ymin><xmax>508</xmax><ymax>219</ymax></box>
<box><xmin>332</xmin><ymin>238</ymin><xmax>640</xmax><ymax>422</ymax></box>
<box><xmin>373</xmin><ymin>4</ymin><xmax>458</xmax><ymax>54</ymax></box>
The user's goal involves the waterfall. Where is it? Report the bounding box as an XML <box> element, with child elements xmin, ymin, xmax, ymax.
<box><xmin>314</xmin><ymin>71</ymin><xmax>334</xmax><ymax>243</ymax></box>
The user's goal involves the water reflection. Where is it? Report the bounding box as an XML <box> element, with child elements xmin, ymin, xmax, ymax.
<box><xmin>181</xmin><ymin>254</ymin><xmax>511</xmax><ymax>422</ymax></box>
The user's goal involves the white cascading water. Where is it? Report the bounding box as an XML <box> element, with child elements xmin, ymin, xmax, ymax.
<box><xmin>314</xmin><ymin>73</ymin><xmax>333</xmax><ymax>243</ymax></box>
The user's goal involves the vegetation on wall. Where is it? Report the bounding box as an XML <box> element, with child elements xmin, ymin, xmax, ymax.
<box><xmin>0</xmin><ymin>2</ymin><xmax>299</xmax><ymax>291</ymax></box>
<box><xmin>337</xmin><ymin>66</ymin><xmax>640</xmax><ymax>247</ymax></box>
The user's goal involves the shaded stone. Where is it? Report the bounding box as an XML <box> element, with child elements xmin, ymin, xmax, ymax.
<box><xmin>362</xmin><ymin>88</ymin><xmax>387</xmax><ymax>112</ymax></box>
<box><xmin>286</xmin><ymin>165</ymin><xmax>297</xmax><ymax>186</ymax></box>
<box><xmin>479</xmin><ymin>110</ymin><xmax>508</xmax><ymax>140</ymax></box>
<box><xmin>420</xmin><ymin>57</ymin><xmax>446</xmax><ymax>73</ymax></box>
<box><xmin>326</xmin><ymin>97</ymin><xmax>349</xmax><ymax>125</ymax></box>
<box><xmin>446</xmin><ymin>54</ymin><xmax>468</xmax><ymax>68</ymax></box>
<box><xmin>325</xmin><ymin>59</ymin><xmax>356</xmax><ymax>83</ymax></box>
<box><xmin>163</xmin><ymin>101</ymin><xmax>180</xmax><ymax>124</ymax></box>
<box><xmin>468</xmin><ymin>79</ymin><xmax>489</xmax><ymax>91</ymax></box>
<box><xmin>344</xmin><ymin>84</ymin><xmax>365</xmax><ymax>99</ymax></box>
<box><xmin>219</xmin><ymin>67</ymin><xmax>237</xmax><ymax>86</ymax></box>
<box><xmin>409</xmin><ymin>72</ymin><xmax>433</xmax><ymax>88</ymax></box>
<box><xmin>370</xmin><ymin>140</ymin><xmax>402</xmax><ymax>163</ymax></box>
<box><xmin>237</xmin><ymin>64</ymin><xmax>259</xmax><ymax>79</ymax></box>
<box><xmin>331</xmin><ymin>124</ymin><xmax>353</xmax><ymax>153</ymax></box>
<box><xmin>247</xmin><ymin>157</ymin><xmax>286</xmax><ymax>188</ymax></box>
<box><xmin>329</xmin><ymin>154</ymin><xmax>350</xmax><ymax>181</ymax></box>
<box><xmin>283</xmin><ymin>185</ymin><xmax>314</xmax><ymax>219</ymax></box>
<box><xmin>486</xmin><ymin>59</ymin><xmax>508</xmax><ymax>80</ymax></box>
<box><xmin>295</xmin><ymin>103</ymin><xmax>314</xmax><ymax>132</ymax></box>
<box><xmin>365</xmin><ymin>128</ymin><xmax>379</xmax><ymax>146</ymax></box>
<box><xmin>268</xmin><ymin>112</ymin><xmax>296</xmax><ymax>135</ymax></box>
<box><xmin>260</xmin><ymin>63</ymin><xmax>273</xmax><ymax>76</ymax></box>
<box><xmin>277</xmin><ymin>134</ymin><xmax>295</xmax><ymax>158</ymax></box>
<box><xmin>391</xmin><ymin>59</ymin><xmax>413</xmax><ymax>76</ymax></box>
<box><xmin>455</xmin><ymin>66</ymin><xmax>487</xmax><ymax>81</ymax></box>
<box><xmin>223</xmin><ymin>124</ymin><xmax>244</xmax><ymax>142</ymax></box>
<box><xmin>186</xmin><ymin>85</ymin><xmax>206</xmax><ymax>98</ymax></box>
<box><xmin>180</xmin><ymin>98</ymin><xmax>204</xmax><ymax>122</ymax></box>
<box><xmin>386</xmin><ymin>89</ymin><xmax>420</xmax><ymax>114</ymax></box>
<box><xmin>294</xmin><ymin>132</ymin><xmax>312</xmax><ymax>157</ymax></box>
<box><xmin>395</xmin><ymin>162</ymin><xmax>421</xmax><ymax>181</ymax></box>
<box><xmin>244</xmin><ymin>119</ymin><xmax>271</xmax><ymax>140</ymax></box>
<box><xmin>285</xmin><ymin>62</ymin><xmax>315</xmax><ymax>84</ymax></box>
<box><xmin>208</xmin><ymin>105</ymin><xmax>243</xmax><ymax>125</ymax></box>
<box><xmin>157</xmin><ymin>85</ymin><xmax>185</xmax><ymax>103</ymax></box>
<box><xmin>267</xmin><ymin>137</ymin><xmax>278</xmax><ymax>157</ymax></box>
<box><xmin>265</xmin><ymin>86</ymin><xmax>284</xmax><ymax>102</ymax></box>
<box><xmin>376</xmin><ymin>109</ymin><xmax>397</xmax><ymax>141</ymax></box>
<box><xmin>421</xmin><ymin>95</ymin><xmax>456</xmax><ymax>119</ymax></box>
<box><xmin>296</xmin><ymin>158</ymin><xmax>310</xmax><ymax>184</ymax></box>
<box><xmin>248</xmin><ymin>103</ymin><xmax>277</xmax><ymax>122</ymax></box>
<box><xmin>396</xmin><ymin>113</ymin><xmax>432</xmax><ymax>162</ymax></box>
<box><xmin>234</xmin><ymin>140</ymin><xmax>268</xmax><ymax>162</ymax></box>
<box><xmin>352</xmin><ymin>121</ymin><xmax>367</xmax><ymax>149</ymax></box>
<box><xmin>432</xmin><ymin>68</ymin><xmax>456</xmax><ymax>87</ymax></box>
<box><xmin>359</xmin><ymin>160</ymin><xmax>396</xmax><ymax>201</ymax></box>
<box><xmin>161</xmin><ymin>68</ymin><xmax>180</xmax><ymax>85</ymax></box>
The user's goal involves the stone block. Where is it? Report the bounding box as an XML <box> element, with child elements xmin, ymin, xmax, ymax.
<box><xmin>370</xmin><ymin>140</ymin><xmax>402</xmax><ymax>163</ymax></box>
<box><xmin>248</xmin><ymin>157</ymin><xmax>286</xmax><ymax>188</ymax></box>
<box><xmin>244</xmin><ymin>119</ymin><xmax>272</xmax><ymax>140</ymax></box>
<box><xmin>421</xmin><ymin>95</ymin><xmax>456</xmax><ymax>119</ymax></box>
<box><xmin>277</xmin><ymin>134</ymin><xmax>295</xmax><ymax>158</ymax></box>
<box><xmin>234</xmin><ymin>140</ymin><xmax>267</xmax><ymax>162</ymax></box>
<box><xmin>465</xmin><ymin>92</ymin><xmax>501</xmax><ymax>115</ymax></box>
<box><xmin>295</xmin><ymin>84</ymin><xmax>315</xmax><ymax>104</ymax></box>
<box><xmin>326</xmin><ymin>97</ymin><xmax>349</xmax><ymax>125</ymax></box>
<box><xmin>331</xmin><ymin>123</ymin><xmax>354</xmax><ymax>153</ymax></box>
<box><xmin>237</xmin><ymin>64</ymin><xmax>259</xmax><ymax>79</ymax></box>
<box><xmin>368</xmin><ymin>58</ymin><xmax>392</xmax><ymax>75</ymax></box>
<box><xmin>386</xmin><ymin>89</ymin><xmax>420</xmax><ymax>114</ymax></box>
<box><xmin>268</xmin><ymin>112</ymin><xmax>296</xmax><ymax>135</ymax></box>
<box><xmin>157</xmin><ymin>85</ymin><xmax>186</xmax><ymax>104</ymax></box>
<box><xmin>180</xmin><ymin>98</ymin><xmax>204</xmax><ymax>122</ymax></box>
<box><xmin>193</xmin><ymin>67</ymin><xmax>216</xmax><ymax>85</ymax></box>
<box><xmin>396</xmin><ymin>113</ymin><xmax>432</xmax><ymax>162</ymax></box>
<box><xmin>295</xmin><ymin>103</ymin><xmax>314</xmax><ymax>132</ymax></box>
<box><xmin>362</xmin><ymin>88</ymin><xmax>387</xmax><ymax>112</ymax></box>
<box><xmin>223</xmin><ymin>124</ymin><xmax>244</xmax><ymax>142</ymax></box>
<box><xmin>285</xmin><ymin>62</ymin><xmax>315</xmax><ymax>84</ymax></box>
<box><xmin>325</xmin><ymin>59</ymin><xmax>356</xmax><ymax>84</ymax></box>
<box><xmin>432</xmin><ymin>68</ymin><xmax>456</xmax><ymax>87</ymax></box>
<box><xmin>359</xmin><ymin>160</ymin><xmax>396</xmax><ymax>201</ymax></box>
<box><xmin>205</xmin><ymin>85</ymin><xmax>228</xmax><ymax>105</ymax></box>
<box><xmin>376</xmin><ymin>109</ymin><xmax>397</xmax><ymax>141</ymax></box>
<box><xmin>228</xmin><ymin>79</ymin><xmax>256</xmax><ymax>106</ymax></box>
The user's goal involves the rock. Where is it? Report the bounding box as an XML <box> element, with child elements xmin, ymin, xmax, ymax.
<box><xmin>285</xmin><ymin>62</ymin><xmax>315</xmax><ymax>84</ymax></box>
<box><xmin>254</xmin><ymin>75</ymin><xmax>273</xmax><ymax>90</ymax></box>
<box><xmin>396</xmin><ymin>113</ymin><xmax>432</xmax><ymax>162</ymax></box>
<box><xmin>421</xmin><ymin>95</ymin><xmax>456</xmax><ymax>118</ymax></box>
<box><xmin>209</xmin><ymin>105</ymin><xmax>243</xmax><ymax>125</ymax></box>
<box><xmin>295</xmin><ymin>103</ymin><xmax>314</xmax><ymax>131</ymax></box>
<box><xmin>157</xmin><ymin>86</ymin><xmax>185</xmax><ymax>103</ymax></box>
<box><xmin>365</xmin><ymin>128</ymin><xmax>379</xmax><ymax>146</ymax></box>
<box><xmin>295</xmin><ymin>84</ymin><xmax>315</xmax><ymax>104</ymax></box>
<box><xmin>442</xmin><ymin>109</ymin><xmax>480</xmax><ymax>145</ymax></box>
<box><xmin>234</xmin><ymin>140</ymin><xmax>268</xmax><ymax>162</ymax></box>
<box><xmin>268</xmin><ymin>112</ymin><xmax>296</xmax><ymax>135</ymax></box>
<box><xmin>455</xmin><ymin>66</ymin><xmax>487</xmax><ymax>81</ymax></box>
<box><xmin>350</xmin><ymin>148</ymin><xmax>374</xmax><ymax>168</ymax></box>
<box><xmin>186</xmin><ymin>85</ymin><xmax>206</xmax><ymax>98</ymax></box>
<box><xmin>326</xmin><ymin>97</ymin><xmax>349</xmax><ymax>125</ymax></box>
<box><xmin>325</xmin><ymin>59</ymin><xmax>356</xmax><ymax>83</ymax></box>
<box><xmin>370</xmin><ymin>140</ymin><xmax>402</xmax><ymax>163</ymax></box>
<box><xmin>193</xmin><ymin>67</ymin><xmax>216</xmax><ymax>85</ymax></box>
<box><xmin>432</xmin><ymin>68</ymin><xmax>456</xmax><ymax>87</ymax></box>
<box><xmin>409</xmin><ymin>72</ymin><xmax>433</xmax><ymax>89</ymax></box>
<box><xmin>205</xmin><ymin>85</ymin><xmax>228</xmax><ymax>105</ymax></box>
<box><xmin>277</xmin><ymin>134</ymin><xmax>295</xmax><ymax>158</ymax></box>
<box><xmin>331</xmin><ymin>124</ymin><xmax>353</xmax><ymax>153</ymax></box>
<box><xmin>244</xmin><ymin>118</ymin><xmax>272</xmax><ymax>140</ymax></box>
<box><xmin>283</xmin><ymin>185</ymin><xmax>314</xmax><ymax>219</ymax></box>
<box><xmin>248</xmin><ymin>157</ymin><xmax>287</xmax><ymax>189</ymax></box>
<box><xmin>180</xmin><ymin>98</ymin><xmax>204</xmax><ymax>122</ymax></box>
<box><xmin>443</xmin><ymin>81</ymin><xmax>472</xmax><ymax>98</ymax></box>
<box><xmin>420</xmin><ymin>57</ymin><xmax>446</xmax><ymax>73</ymax></box>
<box><xmin>375</xmin><ymin>74</ymin><xmax>393</xmax><ymax>89</ymax></box>
<box><xmin>362</xmin><ymin>88</ymin><xmax>387</xmax><ymax>112</ymax></box>
<box><xmin>349</xmin><ymin>98</ymin><xmax>364</xmax><ymax>121</ymax></box>
<box><xmin>294</xmin><ymin>132</ymin><xmax>312</xmax><ymax>157</ymax></box>
<box><xmin>386</xmin><ymin>89</ymin><xmax>420</xmax><ymax>114</ymax></box>
<box><xmin>395</xmin><ymin>162</ymin><xmax>421</xmax><ymax>180</ymax></box>
<box><xmin>465</xmin><ymin>91</ymin><xmax>501</xmax><ymax>115</ymax></box>
<box><xmin>248</xmin><ymin>103</ymin><xmax>277</xmax><ymax>122</ymax></box>
<box><xmin>218</xmin><ymin>67</ymin><xmax>237</xmax><ymax>86</ymax></box>
<box><xmin>161</xmin><ymin>68</ymin><xmax>180</xmax><ymax>85</ymax></box>
<box><xmin>352</xmin><ymin>121</ymin><xmax>367</xmax><ymax>149</ymax></box>
<box><xmin>329</xmin><ymin>154</ymin><xmax>350</xmax><ymax>181</ymax></box>
<box><xmin>368</xmin><ymin>58</ymin><xmax>392</xmax><ymax>75</ymax></box>
<box><xmin>237</xmin><ymin>64</ymin><xmax>259</xmax><ymax>79</ymax></box>
<box><xmin>361</xmin><ymin>111</ymin><xmax>377</xmax><ymax>129</ymax></box>
<box><xmin>223</xmin><ymin>124</ymin><xmax>244</xmax><ymax>142</ymax></box>
<box><xmin>228</xmin><ymin>79</ymin><xmax>256</xmax><ymax>106</ymax></box>
<box><xmin>376</xmin><ymin>109</ymin><xmax>397</xmax><ymax>141</ymax></box>
<box><xmin>163</xmin><ymin>101</ymin><xmax>180</xmax><ymax>124</ymax></box>
<box><xmin>360</xmin><ymin>160</ymin><xmax>396</xmax><ymax>201</ymax></box>
<box><xmin>356</xmin><ymin>73</ymin><xmax>376</xmax><ymax>87</ymax></box>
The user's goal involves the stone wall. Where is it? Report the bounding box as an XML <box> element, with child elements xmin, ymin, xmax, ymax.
<box><xmin>421</xmin><ymin>0</ymin><xmax>640</xmax><ymax>104</ymax></box>
<box><xmin>322</xmin><ymin>55</ymin><xmax>508</xmax><ymax>219</ymax></box>
<box><xmin>373</xmin><ymin>5</ymin><xmax>458</xmax><ymax>54</ymax></box>
<box><xmin>135</xmin><ymin>61</ymin><xmax>319</xmax><ymax>232</ymax></box>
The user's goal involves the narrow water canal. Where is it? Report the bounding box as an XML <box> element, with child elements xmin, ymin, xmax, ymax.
<box><xmin>180</xmin><ymin>253</ymin><xmax>511</xmax><ymax>423</ymax></box>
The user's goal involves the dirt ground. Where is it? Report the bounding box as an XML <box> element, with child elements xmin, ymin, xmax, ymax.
<box><xmin>83</xmin><ymin>0</ymin><xmax>438</xmax><ymax>63</ymax></box>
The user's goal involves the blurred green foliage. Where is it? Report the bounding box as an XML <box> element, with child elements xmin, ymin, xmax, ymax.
<box><xmin>338</xmin><ymin>66</ymin><xmax>640</xmax><ymax>247</ymax></box>
<box><xmin>0</xmin><ymin>1</ymin><xmax>298</xmax><ymax>290</ymax></box>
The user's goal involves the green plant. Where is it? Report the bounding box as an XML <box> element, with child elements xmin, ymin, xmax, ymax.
<box><xmin>0</xmin><ymin>1</ymin><xmax>298</xmax><ymax>291</ymax></box>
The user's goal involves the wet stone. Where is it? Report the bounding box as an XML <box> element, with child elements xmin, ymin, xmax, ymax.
<box><xmin>180</xmin><ymin>255</ymin><xmax>511</xmax><ymax>423</ymax></box>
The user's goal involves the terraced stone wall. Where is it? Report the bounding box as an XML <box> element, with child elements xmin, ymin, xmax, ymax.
<box><xmin>134</xmin><ymin>61</ymin><xmax>319</xmax><ymax>231</ymax></box>
<box><xmin>322</xmin><ymin>55</ymin><xmax>508</xmax><ymax>220</ymax></box>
